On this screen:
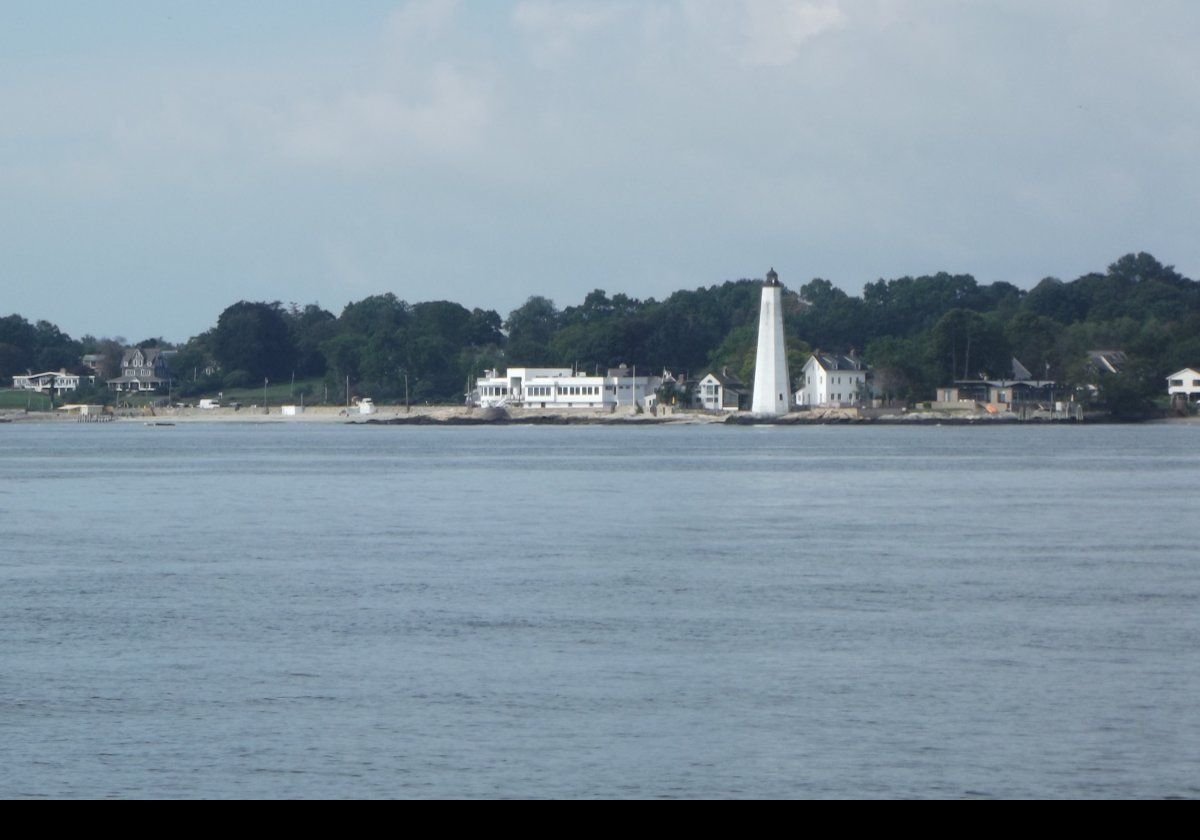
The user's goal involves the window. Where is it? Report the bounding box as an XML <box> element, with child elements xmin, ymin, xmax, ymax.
<box><xmin>1171</xmin><ymin>379</ymin><xmax>1183</xmax><ymax>386</ymax></box>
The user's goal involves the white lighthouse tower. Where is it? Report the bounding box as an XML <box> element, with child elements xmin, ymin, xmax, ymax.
<box><xmin>751</xmin><ymin>268</ymin><xmax>791</xmax><ymax>416</ymax></box>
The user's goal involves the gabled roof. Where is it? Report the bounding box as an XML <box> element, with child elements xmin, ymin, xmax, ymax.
<box><xmin>1166</xmin><ymin>368</ymin><xmax>1200</xmax><ymax>380</ymax></box>
<box><xmin>699</xmin><ymin>369</ymin><xmax>746</xmax><ymax>389</ymax></box>
<box><xmin>1011</xmin><ymin>357</ymin><xmax>1034</xmax><ymax>381</ymax></box>
<box><xmin>122</xmin><ymin>347</ymin><xmax>169</xmax><ymax>367</ymax></box>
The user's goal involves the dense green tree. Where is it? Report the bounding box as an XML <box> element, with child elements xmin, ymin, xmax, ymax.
<box><xmin>210</xmin><ymin>301</ymin><xmax>296</xmax><ymax>382</ymax></box>
<box><xmin>1023</xmin><ymin>277</ymin><xmax>1084</xmax><ymax>324</ymax></box>
<box><xmin>1</xmin><ymin>316</ymin><xmax>46</xmax><ymax>377</ymax></box>
<box><xmin>287</xmin><ymin>304</ymin><xmax>337</xmax><ymax>378</ymax></box>
<box><xmin>0</xmin><ymin>315</ymin><xmax>83</xmax><ymax>377</ymax></box>
<box><xmin>34</xmin><ymin>331</ymin><xmax>83</xmax><ymax>372</ymax></box>
<box><xmin>1005</xmin><ymin>311</ymin><xmax>1064</xmax><ymax>378</ymax></box>
<box><xmin>466</xmin><ymin>308</ymin><xmax>505</xmax><ymax>347</ymax></box>
<box><xmin>505</xmin><ymin>296</ymin><xmax>559</xmax><ymax>365</ymax></box>
<box><xmin>794</xmin><ymin>277</ymin><xmax>867</xmax><ymax>349</ymax></box>
<box><xmin>1094</xmin><ymin>360</ymin><xmax>1160</xmax><ymax>419</ymax></box>
<box><xmin>930</xmin><ymin>309</ymin><xmax>1011</xmax><ymax>382</ymax></box>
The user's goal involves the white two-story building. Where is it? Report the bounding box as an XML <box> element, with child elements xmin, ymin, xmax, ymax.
<box><xmin>795</xmin><ymin>352</ymin><xmax>870</xmax><ymax>408</ymax></box>
<box><xmin>472</xmin><ymin>366</ymin><xmax>661</xmax><ymax>410</ymax></box>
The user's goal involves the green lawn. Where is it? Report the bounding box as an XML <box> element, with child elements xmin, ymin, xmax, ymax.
<box><xmin>0</xmin><ymin>389</ymin><xmax>54</xmax><ymax>410</ymax></box>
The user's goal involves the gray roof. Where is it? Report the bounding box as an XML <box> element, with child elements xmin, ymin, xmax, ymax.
<box><xmin>1086</xmin><ymin>350</ymin><xmax>1127</xmax><ymax>375</ymax></box>
<box><xmin>122</xmin><ymin>347</ymin><xmax>166</xmax><ymax>366</ymax></box>
<box><xmin>811</xmin><ymin>352</ymin><xmax>868</xmax><ymax>372</ymax></box>
<box><xmin>701</xmin><ymin>369</ymin><xmax>747</xmax><ymax>389</ymax></box>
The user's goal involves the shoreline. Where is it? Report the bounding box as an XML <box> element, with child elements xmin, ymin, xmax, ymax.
<box><xmin>4</xmin><ymin>404</ymin><xmax>1195</xmax><ymax>426</ymax></box>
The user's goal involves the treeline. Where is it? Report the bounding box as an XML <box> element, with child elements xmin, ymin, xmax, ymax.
<box><xmin>0</xmin><ymin>315</ymin><xmax>132</xmax><ymax>401</ymax></box>
<box><xmin>840</xmin><ymin>252</ymin><xmax>1200</xmax><ymax>412</ymax></box>
<box><xmin>171</xmin><ymin>297</ymin><xmax>508</xmax><ymax>403</ymax></box>
<box><xmin>0</xmin><ymin>315</ymin><xmax>86</xmax><ymax>377</ymax></box>
<box><xmin>4</xmin><ymin>252</ymin><xmax>1199</xmax><ymax>410</ymax></box>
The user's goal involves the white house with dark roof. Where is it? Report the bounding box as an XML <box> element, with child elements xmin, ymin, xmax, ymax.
<box><xmin>796</xmin><ymin>352</ymin><xmax>869</xmax><ymax>408</ymax></box>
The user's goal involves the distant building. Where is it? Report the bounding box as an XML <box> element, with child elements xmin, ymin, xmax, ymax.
<box><xmin>1086</xmin><ymin>350</ymin><xmax>1128</xmax><ymax>376</ymax></box>
<box><xmin>935</xmin><ymin>358</ymin><xmax>1055</xmax><ymax>412</ymax></box>
<box><xmin>12</xmin><ymin>370</ymin><xmax>90</xmax><ymax>394</ymax></box>
<box><xmin>796</xmin><ymin>352</ymin><xmax>869</xmax><ymax>408</ymax></box>
<box><xmin>1075</xmin><ymin>349</ymin><xmax>1129</xmax><ymax>400</ymax></box>
<box><xmin>107</xmin><ymin>347</ymin><xmax>173</xmax><ymax>393</ymax></box>
<box><xmin>471</xmin><ymin>366</ymin><xmax>660</xmax><ymax>410</ymax></box>
<box><xmin>694</xmin><ymin>369</ymin><xmax>749</xmax><ymax>411</ymax></box>
<box><xmin>1167</xmin><ymin>368</ymin><xmax>1200</xmax><ymax>405</ymax></box>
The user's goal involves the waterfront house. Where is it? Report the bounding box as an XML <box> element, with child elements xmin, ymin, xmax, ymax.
<box><xmin>472</xmin><ymin>366</ymin><xmax>661</xmax><ymax>410</ymax></box>
<box><xmin>11</xmin><ymin>370</ymin><xmax>90</xmax><ymax>394</ymax></box>
<box><xmin>935</xmin><ymin>358</ymin><xmax>1055</xmax><ymax>412</ymax></box>
<box><xmin>106</xmin><ymin>347</ymin><xmax>173</xmax><ymax>393</ymax></box>
<box><xmin>796</xmin><ymin>352</ymin><xmax>869</xmax><ymax>408</ymax></box>
<box><xmin>1167</xmin><ymin>368</ymin><xmax>1200</xmax><ymax>405</ymax></box>
<box><xmin>693</xmin><ymin>369</ymin><xmax>749</xmax><ymax>412</ymax></box>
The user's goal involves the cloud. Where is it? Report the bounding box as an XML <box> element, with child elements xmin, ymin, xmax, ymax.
<box><xmin>385</xmin><ymin>0</ymin><xmax>461</xmax><ymax>44</ymax></box>
<box><xmin>680</xmin><ymin>0</ymin><xmax>847</xmax><ymax>66</ymax></box>
<box><xmin>512</xmin><ymin>0</ymin><xmax>631</xmax><ymax>64</ymax></box>
<box><xmin>270</xmin><ymin>0</ymin><xmax>497</xmax><ymax>169</ymax></box>
<box><xmin>279</xmin><ymin>63</ymin><xmax>492</xmax><ymax>168</ymax></box>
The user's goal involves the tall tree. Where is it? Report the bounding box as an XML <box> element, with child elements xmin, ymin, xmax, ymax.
<box><xmin>505</xmin><ymin>296</ymin><xmax>559</xmax><ymax>365</ymax></box>
<box><xmin>210</xmin><ymin>301</ymin><xmax>296</xmax><ymax>382</ymax></box>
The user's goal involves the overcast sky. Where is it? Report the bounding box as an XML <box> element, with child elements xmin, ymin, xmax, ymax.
<box><xmin>3</xmin><ymin>0</ymin><xmax>1198</xmax><ymax>342</ymax></box>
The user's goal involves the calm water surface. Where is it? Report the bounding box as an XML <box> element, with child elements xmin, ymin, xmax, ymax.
<box><xmin>1</xmin><ymin>421</ymin><xmax>1197</xmax><ymax>798</ymax></box>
